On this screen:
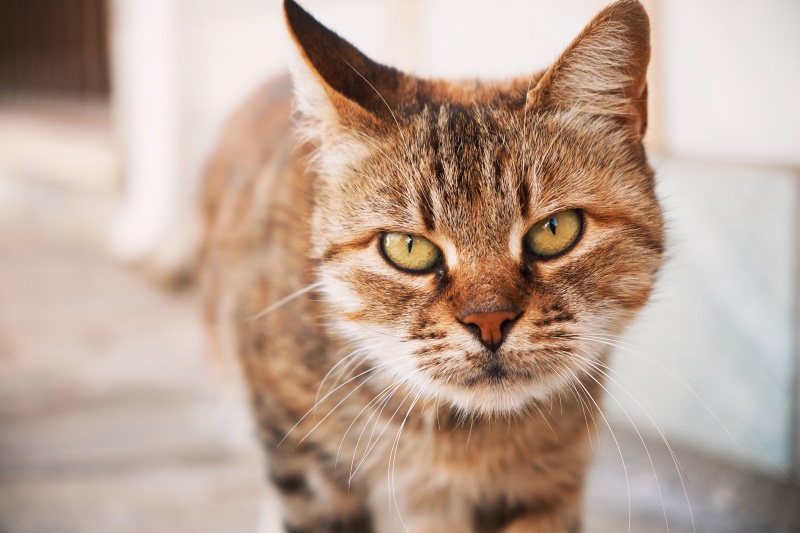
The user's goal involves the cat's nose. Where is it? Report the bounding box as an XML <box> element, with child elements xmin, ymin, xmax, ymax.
<box><xmin>460</xmin><ymin>310</ymin><xmax>518</xmax><ymax>351</ymax></box>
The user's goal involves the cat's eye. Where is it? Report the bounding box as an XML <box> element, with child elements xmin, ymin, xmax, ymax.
<box><xmin>524</xmin><ymin>209</ymin><xmax>582</xmax><ymax>258</ymax></box>
<box><xmin>380</xmin><ymin>232</ymin><xmax>442</xmax><ymax>272</ymax></box>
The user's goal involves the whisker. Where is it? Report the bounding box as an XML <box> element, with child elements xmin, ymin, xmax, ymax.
<box><xmin>354</xmin><ymin>380</ymin><xmax>407</xmax><ymax>471</ymax></box>
<box><xmin>552</xmin><ymin>361</ymin><xmax>599</xmax><ymax>448</ymax></box>
<box><xmin>247</xmin><ymin>281</ymin><xmax>323</xmax><ymax>322</ymax></box>
<box><xmin>335</xmin><ymin>377</ymin><xmax>405</xmax><ymax>473</ymax></box>
<box><xmin>568</xmin><ymin>367</ymin><xmax>632</xmax><ymax>533</ymax></box>
<box><xmin>466</xmin><ymin>414</ymin><xmax>475</xmax><ymax>449</ymax></box>
<box><xmin>348</xmin><ymin>379</ymin><xmax>405</xmax><ymax>467</ymax></box>
<box><xmin>279</xmin><ymin>354</ymin><xmax>398</xmax><ymax>446</ymax></box>
<box><xmin>351</xmin><ymin>384</ymin><xmax>413</xmax><ymax>481</ymax></box>
<box><xmin>389</xmin><ymin>389</ymin><xmax>423</xmax><ymax>533</ymax></box>
<box><xmin>315</xmin><ymin>345</ymin><xmax>374</xmax><ymax>406</ymax></box>
<box><xmin>295</xmin><ymin>361</ymin><xmax>401</xmax><ymax>447</ymax></box>
<box><xmin>573</xmin><ymin>349</ymin><xmax>696</xmax><ymax>533</ymax></box>
<box><xmin>572</xmin><ymin>333</ymin><xmax>800</xmax><ymax>485</ymax></box>
<box><xmin>532</xmin><ymin>395</ymin><xmax>558</xmax><ymax>439</ymax></box>
<box><xmin>568</xmin><ymin>360</ymin><xmax>673</xmax><ymax>533</ymax></box>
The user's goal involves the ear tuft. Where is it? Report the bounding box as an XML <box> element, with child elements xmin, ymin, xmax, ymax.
<box><xmin>528</xmin><ymin>0</ymin><xmax>651</xmax><ymax>141</ymax></box>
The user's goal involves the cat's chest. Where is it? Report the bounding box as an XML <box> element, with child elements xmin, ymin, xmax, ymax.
<box><xmin>357</xmin><ymin>409</ymin><xmax>588</xmax><ymax>501</ymax></box>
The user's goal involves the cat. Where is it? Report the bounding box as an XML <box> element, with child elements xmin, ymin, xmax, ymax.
<box><xmin>200</xmin><ymin>0</ymin><xmax>663</xmax><ymax>531</ymax></box>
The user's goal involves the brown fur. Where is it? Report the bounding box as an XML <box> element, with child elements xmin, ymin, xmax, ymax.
<box><xmin>201</xmin><ymin>1</ymin><xmax>663</xmax><ymax>531</ymax></box>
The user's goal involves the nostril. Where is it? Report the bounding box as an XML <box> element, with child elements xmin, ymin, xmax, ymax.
<box><xmin>461</xmin><ymin>310</ymin><xmax>518</xmax><ymax>351</ymax></box>
<box><xmin>462</xmin><ymin>321</ymin><xmax>482</xmax><ymax>339</ymax></box>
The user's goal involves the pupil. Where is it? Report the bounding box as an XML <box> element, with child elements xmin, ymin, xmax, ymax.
<box><xmin>548</xmin><ymin>218</ymin><xmax>558</xmax><ymax>235</ymax></box>
<box><xmin>406</xmin><ymin>235</ymin><xmax>413</xmax><ymax>253</ymax></box>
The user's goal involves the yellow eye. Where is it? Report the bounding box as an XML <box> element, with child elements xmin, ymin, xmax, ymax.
<box><xmin>525</xmin><ymin>209</ymin><xmax>582</xmax><ymax>258</ymax></box>
<box><xmin>380</xmin><ymin>233</ymin><xmax>442</xmax><ymax>272</ymax></box>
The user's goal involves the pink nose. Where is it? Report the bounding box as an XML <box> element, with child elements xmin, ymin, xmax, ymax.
<box><xmin>461</xmin><ymin>310</ymin><xmax>518</xmax><ymax>351</ymax></box>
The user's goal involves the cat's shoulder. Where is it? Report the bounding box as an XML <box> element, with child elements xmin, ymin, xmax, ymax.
<box><xmin>202</xmin><ymin>74</ymin><xmax>294</xmax><ymax>233</ymax></box>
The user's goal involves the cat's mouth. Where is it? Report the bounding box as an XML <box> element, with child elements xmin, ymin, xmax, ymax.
<box><xmin>431</xmin><ymin>360</ymin><xmax>562</xmax><ymax>416</ymax></box>
<box><xmin>462</xmin><ymin>362</ymin><xmax>533</xmax><ymax>387</ymax></box>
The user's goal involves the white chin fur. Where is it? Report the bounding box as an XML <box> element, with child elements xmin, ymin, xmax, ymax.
<box><xmin>329</xmin><ymin>316</ymin><xmax>577</xmax><ymax>419</ymax></box>
<box><xmin>432</xmin><ymin>375</ymin><xmax>569</xmax><ymax>418</ymax></box>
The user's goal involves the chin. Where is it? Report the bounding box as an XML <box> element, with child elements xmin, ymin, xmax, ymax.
<box><xmin>431</xmin><ymin>370</ymin><xmax>572</xmax><ymax>418</ymax></box>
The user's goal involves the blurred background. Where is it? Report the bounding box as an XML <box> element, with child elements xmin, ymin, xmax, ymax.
<box><xmin>0</xmin><ymin>0</ymin><xmax>798</xmax><ymax>531</ymax></box>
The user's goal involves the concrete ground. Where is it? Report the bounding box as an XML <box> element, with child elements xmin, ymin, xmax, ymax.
<box><xmin>0</xmin><ymin>231</ymin><xmax>797</xmax><ymax>532</ymax></box>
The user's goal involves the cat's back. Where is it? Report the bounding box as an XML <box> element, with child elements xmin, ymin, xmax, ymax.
<box><xmin>202</xmin><ymin>74</ymin><xmax>302</xmax><ymax>251</ymax></box>
<box><xmin>200</xmin><ymin>74</ymin><xmax>321</xmax><ymax>365</ymax></box>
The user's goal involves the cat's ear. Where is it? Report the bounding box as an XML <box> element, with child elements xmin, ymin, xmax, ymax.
<box><xmin>527</xmin><ymin>0</ymin><xmax>650</xmax><ymax>142</ymax></box>
<box><xmin>284</xmin><ymin>0</ymin><xmax>409</xmax><ymax>134</ymax></box>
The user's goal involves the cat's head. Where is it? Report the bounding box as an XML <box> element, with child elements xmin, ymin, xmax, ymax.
<box><xmin>285</xmin><ymin>0</ymin><xmax>663</xmax><ymax>416</ymax></box>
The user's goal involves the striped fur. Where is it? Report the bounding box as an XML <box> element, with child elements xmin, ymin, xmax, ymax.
<box><xmin>201</xmin><ymin>1</ymin><xmax>662</xmax><ymax>531</ymax></box>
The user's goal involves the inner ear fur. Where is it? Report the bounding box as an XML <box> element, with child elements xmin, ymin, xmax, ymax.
<box><xmin>284</xmin><ymin>0</ymin><xmax>415</xmax><ymax>124</ymax></box>
<box><xmin>527</xmin><ymin>0</ymin><xmax>651</xmax><ymax>141</ymax></box>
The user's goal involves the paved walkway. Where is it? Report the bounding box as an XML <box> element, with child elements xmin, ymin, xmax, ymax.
<box><xmin>0</xmin><ymin>233</ymin><xmax>263</xmax><ymax>533</ymax></box>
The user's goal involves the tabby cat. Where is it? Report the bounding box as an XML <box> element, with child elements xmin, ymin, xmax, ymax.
<box><xmin>201</xmin><ymin>0</ymin><xmax>663</xmax><ymax>531</ymax></box>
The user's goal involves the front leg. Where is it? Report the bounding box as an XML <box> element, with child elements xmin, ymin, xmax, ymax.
<box><xmin>471</xmin><ymin>494</ymin><xmax>583</xmax><ymax>533</ymax></box>
<box><xmin>368</xmin><ymin>479</ymin><xmax>475</xmax><ymax>533</ymax></box>
<box><xmin>264</xmin><ymin>445</ymin><xmax>372</xmax><ymax>533</ymax></box>
<box><xmin>369</xmin><ymin>489</ymin><xmax>581</xmax><ymax>533</ymax></box>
